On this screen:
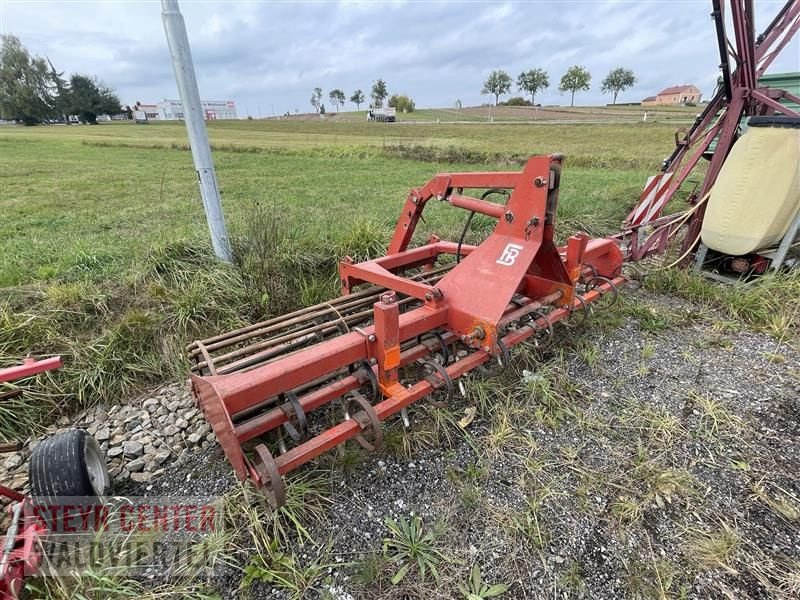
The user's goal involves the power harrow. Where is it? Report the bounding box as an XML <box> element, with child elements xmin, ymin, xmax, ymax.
<box><xmin>188</xmin><ymin>154</ymin><xmax>624</xmax><ymax>507</ymax></box>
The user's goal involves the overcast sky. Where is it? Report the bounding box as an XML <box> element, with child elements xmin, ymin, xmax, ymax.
<box><xmin>1</xmin><ymin>1</ymin><xmax>798</xmax><ymax>116</ymax></box>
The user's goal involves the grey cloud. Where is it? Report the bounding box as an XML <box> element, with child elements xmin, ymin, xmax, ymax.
<box><xmin>1</xmin><ymin>1</ymin><xmax>797</xmax><ymax>114</ymax></box>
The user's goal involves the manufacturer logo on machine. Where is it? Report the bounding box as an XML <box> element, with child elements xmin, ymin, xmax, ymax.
<box><xmin>496</xmin><ymin>243</ymin><xmax>524</xmax><ymax>266</ymax></box>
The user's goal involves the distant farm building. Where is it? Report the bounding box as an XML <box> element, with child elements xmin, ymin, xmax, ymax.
<box><xmin>642</xmin><ymin>85</ymin><xmax>702</xmax><ymax>106</ymax></box>
<box><xmin>133</xmin><ymin>99</ymin><xmax>237</xmax><ymax>121</ymax></box>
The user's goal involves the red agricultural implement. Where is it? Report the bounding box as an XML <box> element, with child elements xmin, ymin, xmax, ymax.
<box><xmin>187</xmin><ymin>0</ymin><xmax>799</xmax><ymax>507</ymax></box>
<box><xmin>188</xmin><ymin>155</ymin><xmax>625</xmax><ymax>506</ymax></box>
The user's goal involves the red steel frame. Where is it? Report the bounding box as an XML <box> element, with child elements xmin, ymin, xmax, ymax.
<box><xmin>623</xmin><ymin>0</ymin><xmax>800</xmax><ymax>262</ymax></box>
<box><xmin>1</xmin><ymin>357</ymin><xmax>62</xmax><ymax>599</ymax></box>
<box><xmin>0</xmin><ymin>357</ymin><xmax>62</xmax><ymax>384</ymax></box>
<box><xmin>190</xmin><ymin>155</ymin><xmax>624</xmax><ymax>506</ymax></box>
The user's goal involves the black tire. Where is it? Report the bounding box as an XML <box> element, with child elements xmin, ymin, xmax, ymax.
<box><xmin>29</xmin><ymin>428</ymin><xmax>109</xmax><ymax>497</ymax></box>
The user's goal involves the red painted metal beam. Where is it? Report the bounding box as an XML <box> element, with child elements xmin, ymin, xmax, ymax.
<box><xmin>0</xmin><ymin>357</ymin><xmax>63</xmax><ymax>384</ymax></box>
<box><xmin>447</xmin><ymin>194</ymin><xmax>506</xmax><ymax>219</ymax></box>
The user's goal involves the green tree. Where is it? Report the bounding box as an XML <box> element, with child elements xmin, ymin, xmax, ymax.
<box><xmin>0</xmin><ymin>34</ymin><xmax>55</xmax><ymax>124</ymax></box>
<box><xmin>67</xmin><ymin>74</ymin><xmax>120</xmax><ymax>124</ymax></box>
<box><xmin>310</xmin><ymin>87</ymin><xmax>322</xmax><ymax>113</ymax></box>
<box><xmin>350</xmin><ymin>89</ymin><xmax>365</xmax><ymax>110</ymax></box>
<box><xmin>481</xmin><ymin>70</ymin><xmax>512</xmax><ymax>105</ymax></box>
<box><xmin>517</xmin><ymin>68</ymin><xmax>549</xmax><ymax>105</ymax></box>
<box><xmin>388</xmin><ymin>93</ymin><xmax>415</xmax><ymax>113</ymax></box>
<box><xmin>371</xmin><ymin>79</ymin><xmax>388</xmax><ymax>108</ymax></box>
<box><xmin>46</xmin><ymin>57</ymin><xmax>70</xmax><ymax>122</ymax></box>
<box><xmin>558</xmin><ymin>65</ymin><xmax>591</xmax><ymax>107</ymax></box>
<box><xmin>328</xmin><ymin>88</ymin><xmax>345</xmax><ymax>112</ymax></box>
<box><xmin>601</xmin><ymin>67</ymin><xmax>636</xmax><ymax>104</ymax></box>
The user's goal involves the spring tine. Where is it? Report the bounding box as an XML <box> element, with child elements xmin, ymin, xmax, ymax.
<box><xmin>400</xmin><ymin>408</ymin><xmax>411</xmax><ymax>429</ymax></box>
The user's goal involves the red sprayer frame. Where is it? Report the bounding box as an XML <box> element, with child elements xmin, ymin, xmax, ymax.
<box><xmin>189</xmin><ymin>155</ymin><xmax>624</xmax><ymax>506</ymax></box>
<box><xmin>623</xmin><ymin>0</ymin><xmax>800</xmax><ymax>262</ymax></box>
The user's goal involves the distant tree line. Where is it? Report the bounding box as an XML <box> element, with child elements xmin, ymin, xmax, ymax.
<box><xmin>0</xmin><ymin>34</ymin><xmax>122</xmax><ymax>125</ymax></box>
<box><xmin>308</xmin><ymin>78</ymin><xmax>415</xmax><ymax>114</ymax></box>
<box><xmin>482</xmin><ymin>65</ymin><xmax>636</xmax><ymax>107</ymax></box>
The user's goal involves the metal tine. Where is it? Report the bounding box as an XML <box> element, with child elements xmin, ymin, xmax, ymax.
<box><xmin>187</xmin><ymin>263</ymin><xmax>455</xmax><ymax>356</ymax></box>
<box><xmin>190</xmin><ymin>268</ymin><xmax>455</xmax><ymax>374</ymax></box>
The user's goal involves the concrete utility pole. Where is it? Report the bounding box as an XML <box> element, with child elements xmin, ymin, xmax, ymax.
<box><xmin>161</xmin><ymin>0</ymin><xmax>232</xmax><ymax>262</ymax></box>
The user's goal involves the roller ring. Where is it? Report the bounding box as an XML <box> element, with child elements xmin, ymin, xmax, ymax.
<box><xmin>194</xmin><ymin>340</ymin><xmax>217</xmax><ymax>376</ymax></box>
<box><xmin>252</xmin><ymin>444</ymin><xmax>287</xmax><ymax>509</ymax></box>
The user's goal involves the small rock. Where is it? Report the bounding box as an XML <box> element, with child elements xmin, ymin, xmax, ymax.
<box><xmin>122</xmin><ymin>441</ymin><xmax>144</xmax><ymax>457</ymax></box>
<box><xmin>187</xmin><ymin>432</ymin><xmax>203</xmax><ymax>445</ymax></box>
<box><xmin>153</xmin><ymin>451</ymin><xmax>170</xmax><ymax>465</ymax></box>
<box><xmin>127</xmin><ymin>457</ymin><xmax>146</xmax><ymax>472</ymax></box>
<box><xmin>107</xmin><ymin>447</ymin><xmax>124</xmax><ymax>458</ymax></box>
<box><xmin>95</xmin><ymin>427</ymin><xmax>111</xmax><ymax>442</ymax></box>
<box><xmin>130</xmin><ymin>472</ymin><xmax>151</xmax><ymax>483</ymax></box>
<box><xmin>163</xmin><ymin>425</ymin><xmax>178</xmax><ymax>437</ymax></box>
<box><xmin>175</xmin><ymin>418</ymin><xmax>189</xmax><ymax>430</ymax></box>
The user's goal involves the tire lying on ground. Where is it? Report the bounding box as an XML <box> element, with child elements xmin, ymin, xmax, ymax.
<box><xmin>29</xmin><ymin>428</ymin><xmax>110</xmax><ymax>497</ymax></box>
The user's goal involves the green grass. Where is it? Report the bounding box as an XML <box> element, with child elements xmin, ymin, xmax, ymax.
<box><xmin>1</xmin><ymin>125</ymin><xmax>653</xmax><ymax>286</ymax></box>
<box><xmin>335</xmin><ymin>103</ymin><xmax>699</xmax><ymax>124</ymax></box>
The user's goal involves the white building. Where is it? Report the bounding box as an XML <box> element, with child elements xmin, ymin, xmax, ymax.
<box><xmin>135</xmin><ymin>99</ymin><xmax>237</xmax><ymax>121</ymax></box>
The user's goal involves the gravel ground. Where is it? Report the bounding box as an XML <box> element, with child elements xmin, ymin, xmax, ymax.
<box><xmin>10</xmin><ymin>284</ymin><xmax>799</xmax><ymax>599</ymax></box>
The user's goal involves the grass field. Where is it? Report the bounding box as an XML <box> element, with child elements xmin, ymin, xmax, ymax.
<box><xmin>298</xmin><ymin>104</ymin><xmax>700</xmax><ymax>124</ymax></box>
<box><xmin>2</xmin><ymin>120</ymin><xmax>671</xmax><ymax>285</ymax></box>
